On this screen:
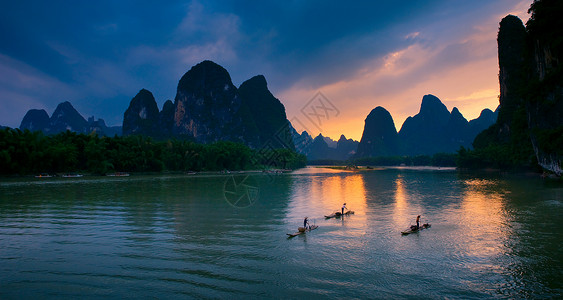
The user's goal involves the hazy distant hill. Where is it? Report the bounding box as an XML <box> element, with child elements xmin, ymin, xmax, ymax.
<box><xmin>290</xmin><ymin>124</ymin><xmax>359</xmax><ymax>161</ymax></box>
<box><xmin>290</xmin><ymin>94</ymin><xmax>496</xmax><ymax>161</ymax></box>
<box><xmin>20</xmin><ymin>101</ymin><xmax>121</xmax><ymax>136</ymax></box>
<box><xmin>354</xmin><ymin>95</ymin><xmax>497</xmax><ymax>158</ymax></box>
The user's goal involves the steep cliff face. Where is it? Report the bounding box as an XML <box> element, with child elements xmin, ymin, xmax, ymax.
<box><xmin>496</xmin><ymin>15</ymin><xmax>528</xmax><ymax>142</ymax></box>
<box><xmin>471</xmin><ymin>2</ymin><xmax>562</xmax><ymax>174</ymax></box>
<box><xmin>525</xmin><ymin>0</ymin><xmax>563</xmax><ymax>175</ymax></box>
<box><xmin>356</xmin><ymin>106</ymin><xmax>399</xmax><ymax>157</ymax></box>
<box><xmin>472</xmin><ymin>15</ymin><xmax>532</xmax><ymax>158</ymax></box>
<box><xmin>20</xmin><ymin>109</ymin><xmax>50</xmax><ymax>133</ymax></box>
<box><xmin>173</xmin><ymin>60</ymin><xmax>246</xmax><ymax>143</ymax></box>
<box><xmin>122</xmin><ymin>89</ymin><xmax>160</xmax><ymax>136</ymax></box>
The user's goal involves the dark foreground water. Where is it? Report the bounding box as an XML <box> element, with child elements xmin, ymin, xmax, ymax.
<box><xmin>1</xmin><ymin>167</ymin><xmax>562</xmax><ymax>299</ymax></box>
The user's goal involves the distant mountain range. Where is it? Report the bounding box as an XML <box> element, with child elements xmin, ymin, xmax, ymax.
<box><xmin>292</xmin><ymin>94</ymin><xmax>498</xmax><ymax>160</ymax></box>
<box><xmin>15</xmin><ymin>60</ymin><xmax>497</xmax><ymax>161</ymax></box>
<box><xmin>19</xmin><ymin>101</ymin><xmax>121</xmax><ymax>136</ymax></box>
<box><xmin>291</xmin><ymin>129</ymin><xmax>359</xmax><ymax>161</ymax></box>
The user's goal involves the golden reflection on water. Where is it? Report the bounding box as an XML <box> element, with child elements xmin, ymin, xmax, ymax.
<box><xmin>308</xmin><ymin>173</ymin><xmax>368</xmax><ymax>216</ymax></box>
<box><xmin>289</xmin><ymin>170</ymin><xmax>368</xmax><ymax>235</ymax></box>
<box><xmin>456</xmin><ymin>179</ymin><xmax>510</xmax><ymax>260</ymax></box>
<box><xmin>391</xmin><ymin>175</ymin><xmax>410</xmax><ymax>228</ymax></box>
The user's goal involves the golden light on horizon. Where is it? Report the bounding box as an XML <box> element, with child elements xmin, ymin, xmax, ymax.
<box><xmin>279</xmin><ymin>1</ymin><xmax>532</xmax><ymax>142</ymax></box>
<box><xmin>280</xmin><ymin>42</ymin><xmax>501</xmax><ymax>141</ymax></box>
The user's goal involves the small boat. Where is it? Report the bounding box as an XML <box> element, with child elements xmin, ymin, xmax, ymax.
<box><xmin>34</xmin><ymin>173</ymin><xmax>52</xmax><ymax>178</ymax></box>
<box><xmin>107</xmin><ymin>172</ymin><xmax>130</xmax><ymax>177</ymax></box>
<box><xmin>62</xmin><ymin>174</ymin><xmax>83</xmax><ymax>178</ymax></box>
<box><xmin>401</xmin><ymin>223</ymin><xmax>431</xmax><ymax>235</ymax></box>
<box><xmin>287</xmin><ymin>225</ymin><xmax>318</xmax><ymax>238</ymax></box>
<box><xmin>325</xmin><ymin>210</ymin><xmax>355</xmax><ymax>219</ymax></box>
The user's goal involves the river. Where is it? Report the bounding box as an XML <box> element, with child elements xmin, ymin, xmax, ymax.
<box><xmin>1</xmin><ymin>167</ymin><xmax>561</xmax><ymax>298</ymax></box>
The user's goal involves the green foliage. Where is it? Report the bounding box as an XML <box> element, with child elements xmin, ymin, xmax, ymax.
<box><xmin>252</xmin><ymin>148</ymin><xmax>306</xmax><ymax>170</ymax></box>
<box><xmin>527</xmin><ymin>0</ymin><xmax>563</xmax><ymax>59</ymax></box>
<box><xmin>533</xmin><ymin>126</ymin><xmax>563</xmax><ymax>156</ymax></box>
<box><xmin>0</xmin><ymin>128</ymin><xmax>305</xmax><ymax>176</ymax></box>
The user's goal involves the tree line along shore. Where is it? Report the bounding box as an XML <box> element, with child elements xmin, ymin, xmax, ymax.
<box><xmin>0</xmin><ymin>128</ymin><xmax>306</xmax><ymax>176</ymax></box>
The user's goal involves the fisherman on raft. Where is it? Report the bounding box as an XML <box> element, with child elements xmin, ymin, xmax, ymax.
<box><xmin>341</xmin><ymin>203</ymin><xmax>347</xmax><ymax>215</ymax></box>
<box><xmin>303</xmin><ymin>217</ymin><xmax>310</xmax><ymax>230</ymax></box>
<box><xmin>411</xmin><ymin>215</ymin><xmax>421</xmax><ymax>230</ymax></box>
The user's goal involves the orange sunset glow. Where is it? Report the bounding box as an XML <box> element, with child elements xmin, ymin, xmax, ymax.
<box><xmin>280</xmin><ymin>2</ymin><xmax>530</xmax><ymax>141</ymax></box>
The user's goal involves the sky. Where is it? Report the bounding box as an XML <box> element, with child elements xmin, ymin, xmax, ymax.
<box><xmin>0</xmin><ymin>0</ymin><xmax>532</xmax><ymax>141</ymax></box>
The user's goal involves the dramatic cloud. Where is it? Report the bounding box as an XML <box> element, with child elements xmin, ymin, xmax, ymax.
<box><xmin>0</xmin><ymin>0</ymin><xmax>532</xmax><ymax>140</ymax></box>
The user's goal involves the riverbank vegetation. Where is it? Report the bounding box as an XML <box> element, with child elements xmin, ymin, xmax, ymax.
<box><xmin>0</xmin><ymin>128</ymin><xmax>306</xmax><ymax>176</ymax></box>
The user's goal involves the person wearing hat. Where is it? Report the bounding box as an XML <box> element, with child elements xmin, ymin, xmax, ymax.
<box><xmin>341</xmin><ymin>203</ymin><xmax>347</xmax><ymax>215</ymax></box>
<box><xmin>303</xmin><ymin>217</ymin><xmax>310</xmax><ymax>230</ymax></box>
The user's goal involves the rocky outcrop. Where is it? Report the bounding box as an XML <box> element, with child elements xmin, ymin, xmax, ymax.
<box><xmin>473</xmin><ymin>1</ymin><xmax>562</xmax><ymax>175</ymax></box>
<box><xmin>496</xmin><ymin>15</ymin><xmax>528</xmax><ymax>142</ymax></box>
<box><xmin>122</xmin><ymin>89</ymin><xmax>160</xmax><ymax>136</ymax></box>
<box><xmin>444</xmin><ymin>107</ymin><xmax>470</xmax><ymax>152</ymax></box>
<box><xmin>468</xmin><ymin>107</ymin><xmax>498</xmax><ymax>136</ymax></box>
<box><xmin>472</xmin><ymin>15</ymin><xmax>531</xmax><ymax>152</ymax></box>
<box><xmin>356</xmin><ymin>106</ymin><xmax>399</xmax><ymax>157</ymax></box>
<box><xmin>49</xmin><ymin>101</ymin><xmax>89</xmax><ymax>134</ymax></box>
<box><xmin>20</xmin><ymin>109</ymin><xmax>50</xmax><ymax>133</ymax></box>
<box><xmin>173</xmin><ymin>60</ymin><xmax>248</xmax><ymax>144</ymax></box>
<box><xmin>20</xmin><ymin>102</ymin><xmax>121</xmax><ymax>136</ymax></box>
<box><xmin>352</xmin><ymin>96</ymin><xmax>497</xmax><ymax>158</ymax></box>
<box><xmin>239</xmin><ymin>75</ymin><xmax>294</xmax><ymax>149</ymax></box>
<box><xmin>524</xmin><ymin>0</ymin><xmax>563</xmax><ymax>175</ymax></box>
<box><xmin>398</xmin><ymin>95</ymin><xmax>451</xmax><ymax>155</ymax></box>
<box><xmin>336</xmin><ymin>135</ymin><xmax>359</xmax><ymax>159</ymax></box>
<box><xmin>88</xmin><ymin>117</ymin><xmax>121</xmax><ymax>136</ymax></box>
<box><xmin>307</xmin><ymin>134</ymin><xmax>332</xmax><ymax>161</ymax></box>
<box><xmin>159</xmin><ymin>100</ymin><xmax>175</xmax><ymax>138</ymax></box>
<box><xmin>291</xmin><ymin>126</ymin><xmax>314</xmax><ymax>156</ymax></box>
<box><xmin>323</xmin><ymin>136</ymin><xmax>338</xmax><ymax>148</ymax></box>
<box><xmin>168</xmin><ymin>60</ymin><xmax>294</xmax><ymax>149</ymax></box>
<box><xmin>290</xmin><ymin>122</ymin><xmax>358</xmax><ymax>161</ymax></box>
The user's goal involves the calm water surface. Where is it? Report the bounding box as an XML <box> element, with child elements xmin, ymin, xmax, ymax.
<box><xmin>1</xmin><ymin>167</ymin><xmax>562</xmax><ymax>299</ymax></box>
